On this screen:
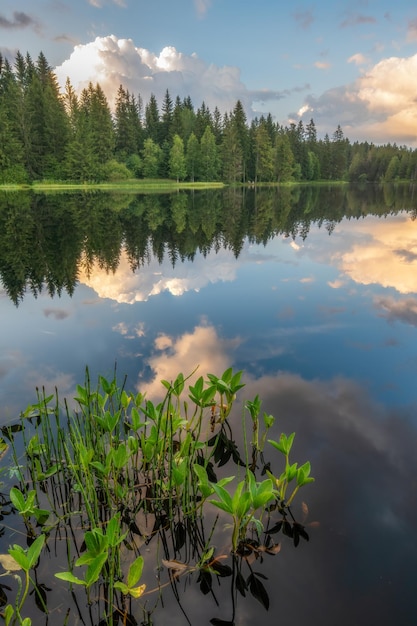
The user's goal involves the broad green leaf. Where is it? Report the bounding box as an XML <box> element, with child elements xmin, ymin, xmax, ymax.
<box><xmin>235</xmin><ymin>491</ymin><xmax>251</xmax><ymax>519</ymax></box>
<box><xmin>8</xmin><ymin>546</ymin><xmax>29</xmax><ymax>571</ymax></box>
<box><xmin>9</xmin><ymin>487</ymin><xmax>26</xmax><ymax>512</ymax></box>
<box><xmin>27</xmin><ymin>534</ymin><xmax>45</xmax><ymax>569</ymax></box>
<box><xmin>127</xmin><ymin>555</ymin><xmax>144</xmax><ymax>588</ymax></box>
<box><xmin>4</xmin><ymin>604</ymin><xmax>14</xmax><ymax>626</ymax></box>
<box><xmin>210</xmin><ymin>483</ymin><xmax>233</xmax><ymax>513</ymax></box>
<box><xmin>231</xmin><ymin>480</ymin><xmax>245</xmax><ymax>514</ymax></box>
<box><xmin>114</xmin><ymin>581</ymin><xmax>129</xmax><ymax>594</ymax></box>
<box><xmin>193</xmin><ymin>464</ymin><xmax>209</xmax><ymax>484</ymax></box>
<box><xmin>55</xmin><ymin>572</ymin><xmax>86</xmax><ymax>586</ymax></box>
<box><xmin>209</xmin><ymin>500</ymin><xmax>235</xmax><ymax>515</ymax></box>
<box><xmin>85</xmin><ymin>552</ymin><xmax>108</xmax><ymax>587</ymax></box>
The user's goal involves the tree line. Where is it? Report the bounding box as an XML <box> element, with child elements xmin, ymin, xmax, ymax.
<box><xmin>1</xmin><ymin>50</ymin><xmax>417</xmax><ymax>185</ymax></box>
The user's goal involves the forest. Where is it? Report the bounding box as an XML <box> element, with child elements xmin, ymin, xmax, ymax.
<box><xmin>1</xmin><ymin>50</ymin><xmax>417</xmax><ymax>185</ymax></box>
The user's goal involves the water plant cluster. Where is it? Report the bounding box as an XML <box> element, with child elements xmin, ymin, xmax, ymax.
<box><xmin>0</xmin><ymin>368</ymin><xmax>314</xmax><ymax>625</ymax></box>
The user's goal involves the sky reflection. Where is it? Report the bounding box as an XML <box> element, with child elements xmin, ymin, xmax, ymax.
<box><xmin>1</xmin><ymin>205</ymin><xmax>417</xmax><ymax>624</ymax></box>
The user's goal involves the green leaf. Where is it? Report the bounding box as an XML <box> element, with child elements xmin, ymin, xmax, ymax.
<box><xmin>27</xmin><ymin>534</ymin><xmax>45</xmax><ymax>569</ymax></box>
<box><xmin>210</xmin><ymin>500</ymin><xmax>235</xmax><ymax>514</ymax></box>
<box><xmin>231</xmin><ymin>480</ymin><xmax>245</xmax><ymax>514</ymax></box>
<box><xmin>9</xmin><ymin>487</ymin><xmax>26</xmax><ymax>512</ymax></box>
<box><xmin>193</xmin><ymin>463</ymin><xmax>209</xmax><ymax>484</ymax></box>
<box><xmin>114</xmin><ymin>581</ymin><xmax>129</xmax><ymax>594</ymax></box>
<box><xmin>85</xmin><ymin>552</ymin><xmax>108</xmax><ymax>587</ymax></box>
<box><xmin>210</xmin><ymin>483</ymin><xmax>233</xmax><ymax>513</ymax></box>
<box><xmin>252</xmin><ymin>479</ymin><xmax>274</xmax><ymax>510</ymax></box>
<box><xmin>4</xmin><ymin>604</ymin><xmax>14</xmax><ymax>626</ymax></box>
<box><xmin>127</xmin><ymin>555</ymin><xmax>144</xmax><ymax>588</ymax></box>
<box><xmin>8</xmin><ymin>546</ymin><xmax>29</xmax><ymax>571</ymax></box>
<box><xmin>55</xmin><ymin>572</ymin><xmax>86</xmax><ymax>586</ymax></box>
<box><xmin>235</xmin><ymin>491</ymin><xmax>251</xmax><ymax>519</ymax></box>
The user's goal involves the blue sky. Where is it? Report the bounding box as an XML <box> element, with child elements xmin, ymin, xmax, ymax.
<box><xmin>2</xmin><ymin>0</ymin><xmax>417</xmax><ymax>144</ymax></box>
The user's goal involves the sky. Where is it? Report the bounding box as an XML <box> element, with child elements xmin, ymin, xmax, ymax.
<box><xmin>1</xmin><ymin>1</ymin><xmax>417</xmax><ymax>146</ymax></box>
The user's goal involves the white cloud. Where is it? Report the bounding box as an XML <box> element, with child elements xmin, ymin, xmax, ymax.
<box><xmin>347</xmin><ymin>53</ymin><xmax>369</xmax><ymax>65</ymax></box>
<box><xmin>314</xmin><ymin>61</ymin><xmax>331</xmax><ymax>70</ymax></box>
<box><xmin>54</xmin><ymin>34</ymin><xmax>285</xmax><ymax>115</ymax></box>
<box><xmin>137</xmin><ymin>323</ymin><xmax>242</xmax><ymax>402</ymax></box>
<box><xmin>297</xmin><ymin>52</ymin><xmax>417</xmax><ymax>145</ymax></box>
<box><xmin>78</xmin><ymin>246</ymin><xmax>238</xmax><ymax>304</ymax></box>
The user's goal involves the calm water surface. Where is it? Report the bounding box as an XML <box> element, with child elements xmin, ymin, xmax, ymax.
<box><xmin>0</xmin><ymin>185</ymin><xmax>417</xmax><ymax>624</ymax></box>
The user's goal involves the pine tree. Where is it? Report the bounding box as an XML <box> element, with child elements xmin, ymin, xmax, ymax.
<box><xmin>144</xmin><ymin>94</ymin><xmax>160</xmax><ymax>142</ymax></box>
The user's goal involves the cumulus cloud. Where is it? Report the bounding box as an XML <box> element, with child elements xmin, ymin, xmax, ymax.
<box><xmin>54</xmin><ymin>35</ymin><xmax>290</xmax><ymax>114</ymax></box>
<box><xmin>77</xmin><ymin>245</ymin><xmax>239</xmax><ymax>304</ymax></box>
<box><xmin>296</xmin><ymin>52</ymin><xmax>417</xmax><ymax>145</ymax></box>
<box><xmin>136</xmin><ymin>323</ymin><xmax>242</xmax><ymax>401</ymax></box>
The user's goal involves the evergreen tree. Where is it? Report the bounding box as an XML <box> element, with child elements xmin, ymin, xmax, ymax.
<box><xmin>274</xmin><ymin>132</ymin><xmax>295</xmax><ymax>182</ymax></box>
<box><xmin>160</xmin><ymin>88</ymin><xmax>174</xmax><ymax>144</ymax></box>
<box><xmin>221</xmin><ymin>121</ymin><xmax>243</xmax><ymax>183</ymax></box>
<box><xmin>200</xmin><ymin>125</ymin><xmax>219</xmax><ymax>181</ymax></box>
<box><xmin>254</xmin><ymin>122</ymin><xmax>274</xmax><ymax>182</ymax></box>
<box><xmin>114</xmin><ymin>85</ymin><xmax>142</xmax><ymax>159</ymax></box>
<box><xmin>144</xmin><ymin>93</ymin><xmax>160</xmax><ymax>142</ymax></box>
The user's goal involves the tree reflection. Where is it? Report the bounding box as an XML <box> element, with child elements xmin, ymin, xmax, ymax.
<box><xmin>0</xmin><ymin>184</ymin><xmax>416</xmax><ymax>305</ymax></box>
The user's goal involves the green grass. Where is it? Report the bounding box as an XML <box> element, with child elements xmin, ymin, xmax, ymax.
<box><xmin>0</xmin><ymin>179</ymin><xmax>225</xmax><ymax>193</ymax></box>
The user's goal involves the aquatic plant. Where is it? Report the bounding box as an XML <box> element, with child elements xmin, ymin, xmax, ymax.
<box><xmin>0</xmin><ymin>368</ymin><xmax>314</xmax><ymax>625</ymax></box>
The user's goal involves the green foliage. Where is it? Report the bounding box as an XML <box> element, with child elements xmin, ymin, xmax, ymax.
<box><xmin>3</xmin><ymin>366</ymin><xmax>314</xmax><ymax>623</ymax></box>
<box><xmin>1</xmin><ymin>47</ymin><xmax>416</xmax><ymax>185</ymax></box>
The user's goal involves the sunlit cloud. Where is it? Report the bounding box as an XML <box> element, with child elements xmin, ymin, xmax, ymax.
<box><xmin>296</xmin><ymin>52</ymin><xmax>417</xmax><ymax>145</ymax></box>
<box><xmin>54</xmin><ymin>35</ymin><xmax>293</xmax><ymax>115</ymax></box>
<box><xmin>137</xmin><ymin>323</ymin><xmax>242</xmax><ymax>401</ymax></box>
<box><xmin>314</xmin><ymin>61</ymin><xmax>331</xmax><ymax>70</ymax></box>
<box><xmin>347</xmin><ymin>53</ymin><xmax>369</xmax><ymax>65</ymax></box>
<box><xmin>78</xmin><ymin>247</ymin><xmax>238</xmax><ymax>304</ymax></box>
<box><xmin>336</xmin><ymin>217</ymin><xmax>417</xmax><ymax>294</ymax></box>
<box><xmin>327</xmin><ymin>278</ymin><xmax>345</xmax><ymax>289</ymax></box>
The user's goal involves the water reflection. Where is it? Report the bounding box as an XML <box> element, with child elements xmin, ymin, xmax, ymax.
<box><xmin>0</xmin><ymin>186</ymin><xmax>417</xmax><ymax>623</ymax></box>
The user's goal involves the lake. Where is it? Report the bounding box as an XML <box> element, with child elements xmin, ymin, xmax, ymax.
<box><xmin>0</xmin><ymin>184</ymin><xmax>417</xmax><ymax>625</ymax></box>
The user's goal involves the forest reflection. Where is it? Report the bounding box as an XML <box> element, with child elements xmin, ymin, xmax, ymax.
<box><xmin>0</xmin><ymin>183</ymin><xmax>416</xmax><ymax>305</ymax></box>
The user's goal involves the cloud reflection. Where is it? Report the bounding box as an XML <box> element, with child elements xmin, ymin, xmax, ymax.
<box><xmin>78</xmin><ymin>248</ymin><xmax>238</xmax><ymax>304</ymax></box>
<box><xmin>136</xmin><ymin>322</ymin><xmax>242</xmax><ymax>400</ymax></box>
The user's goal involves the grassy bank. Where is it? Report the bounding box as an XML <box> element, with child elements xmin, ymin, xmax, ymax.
<box><xmin>0</xmin><ymin>179</ymin><xmax>226</xmax><ymax>193</ymax></box>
